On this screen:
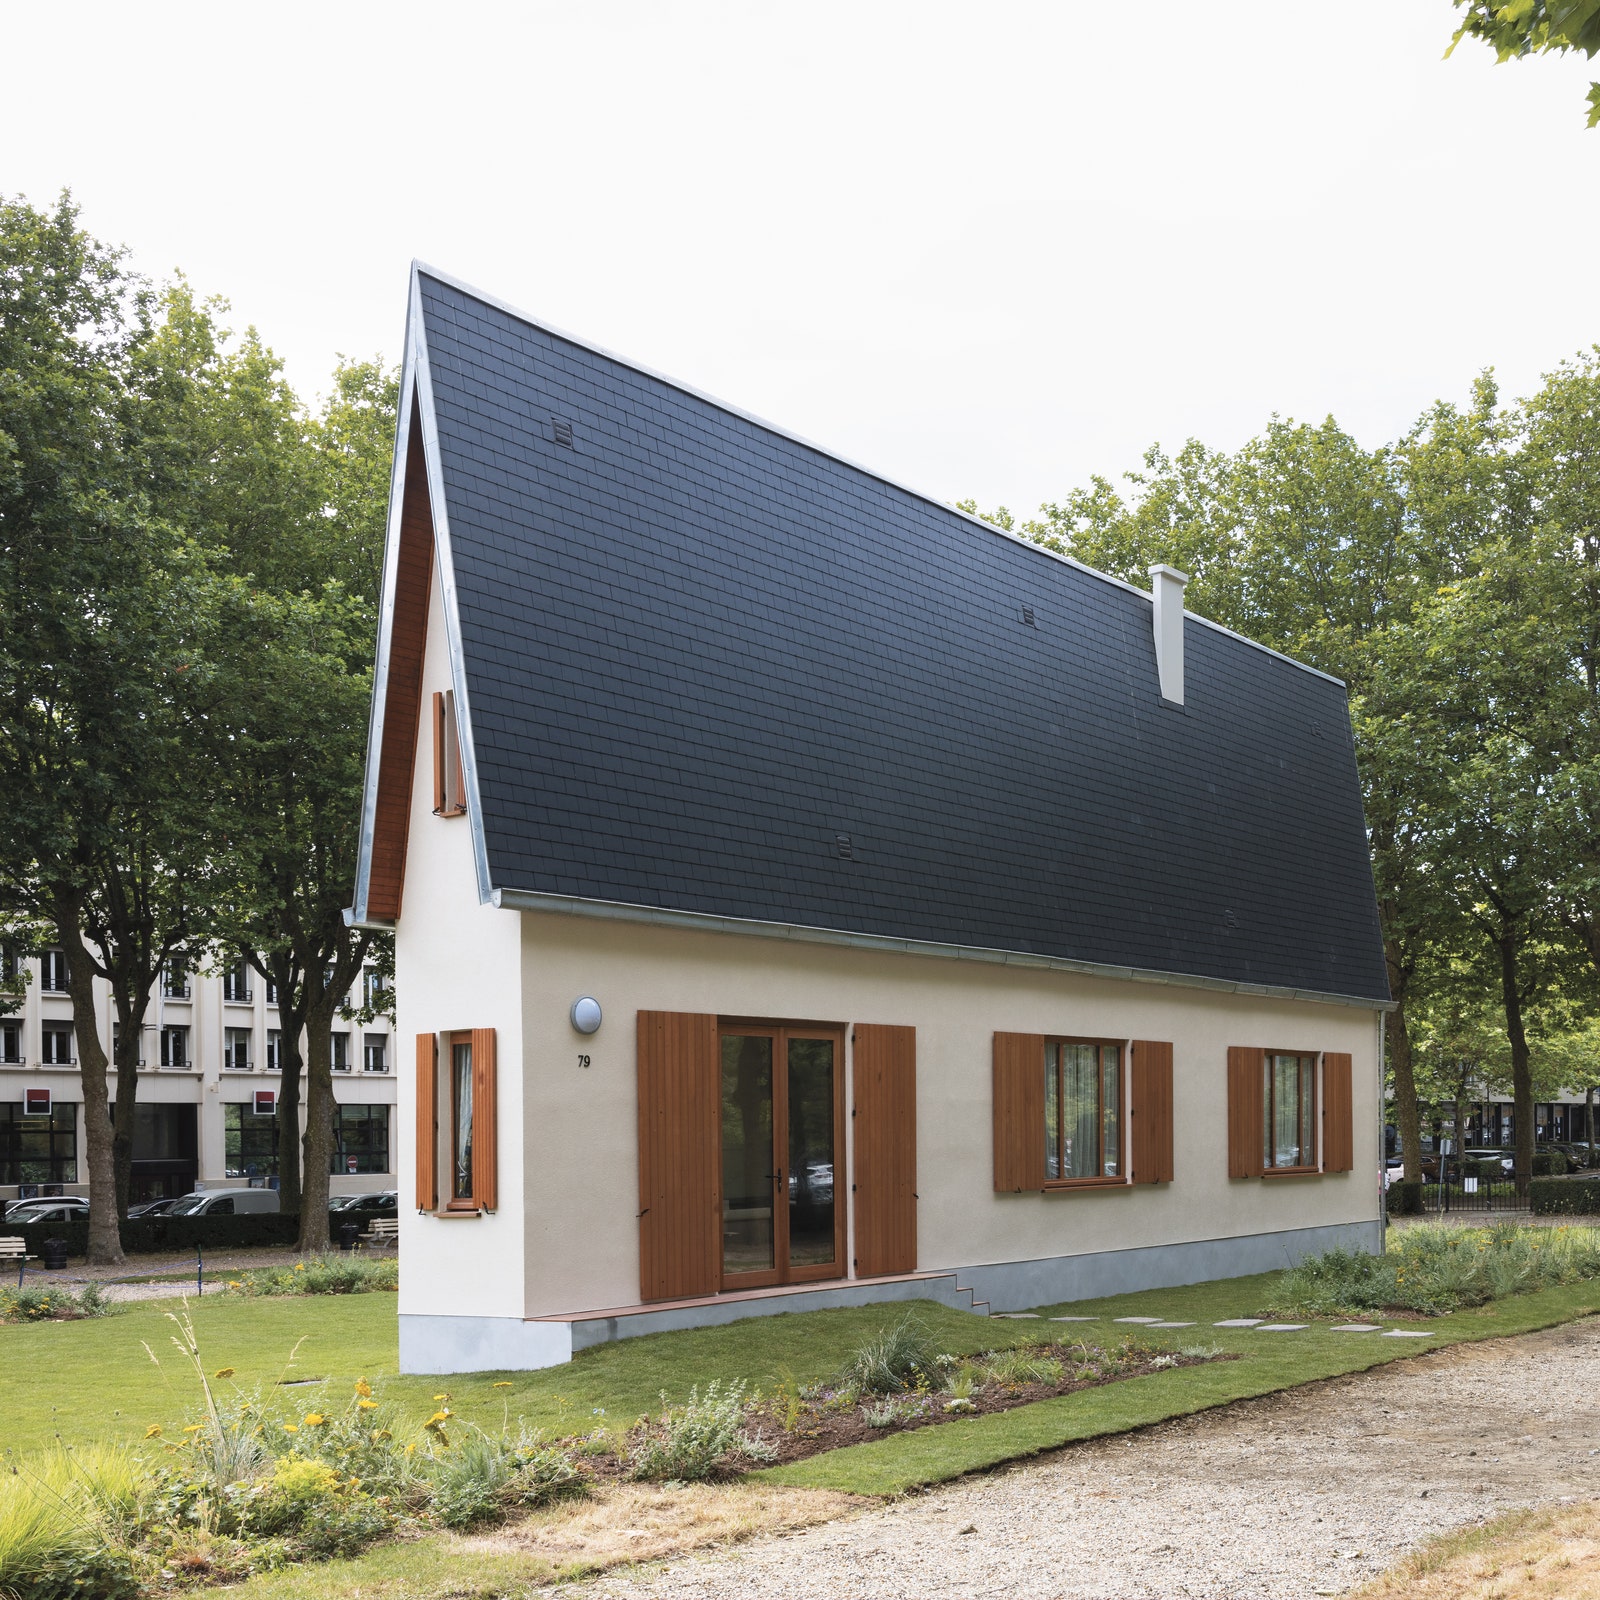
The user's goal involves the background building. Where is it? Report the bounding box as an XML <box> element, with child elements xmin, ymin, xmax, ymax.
<box><xmin>0</xmin><ymin>950</ymin><xmax>396</xmax><ymax>1205</ymax></box>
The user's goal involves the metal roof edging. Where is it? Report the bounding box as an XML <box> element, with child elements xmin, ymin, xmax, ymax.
<box><xmin>409</xmin><ymin>260</ymin><xmax>1346</xmax><ymax>691</ymax></box>
<box><xmin>492</xmin><ymin>885</ymin><xmax>1392</xmax><ymax>1011</ymax></box>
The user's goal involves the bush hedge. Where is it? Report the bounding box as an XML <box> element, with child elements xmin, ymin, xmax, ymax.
<box><xmin>3</xmin><ymin>1212</ymin><xmax>303</xmax><ymax>1257</ymax></box>
<box><xmin>1386</xmin><ymin>1179</ymin><xmax>1424</xmax><ymax>1215</ymax></box>
<box><xmin>1530</xmin><ymin>1176</ymin><xmax>1600</xmax><ymax>1216</ymax></box>
<box><xmin>1533</xmin><ymin>1150</ymin><xmax>1573</xmax><ymax>1177</ymax></box>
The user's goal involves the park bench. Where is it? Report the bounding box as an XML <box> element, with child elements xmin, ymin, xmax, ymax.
<box><xmin>361</xmin><ymin>1218</ymin><xmax>399</xmax><ymax>1250</ymax></box>
<box><xmin>0</xmin><ymin>1235</ymin><xmax>37</xmax><ymax>1280</ymax></box>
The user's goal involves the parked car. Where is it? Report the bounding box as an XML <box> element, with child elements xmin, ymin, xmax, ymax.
<box><xmin>4</xmin><ymin>1199</ymin><xmax>91</xmax><ymax>1225</ymax></box>
<box><xmin>328</xmin><ymin>1190</ymin><xmax>398</xmax><ymax>1217</ymax></box>
<box><xmin>1462</xmin><ymin>1148</ymin><xmax>1515</xmax><ymax>1177</ymax></box>
<box><xmin>1545</xmin><ymin>1142</ymin><xmax>1598</xmax><ymax>1171</ymax></box>
<box><xmin>164</xmin><ymin>1189</ymin><xmax>280</xmax><ymax>1217</ymax></box>
<box><xmin>1385</xmin><ymin>1154</ymin><xmax>1441</xmax><ymax>1181</ymax></box>
<box><xmin>126</xmin><ymin>1197</ymin><xmax>182</xmax><ymax>1219</ymax></box>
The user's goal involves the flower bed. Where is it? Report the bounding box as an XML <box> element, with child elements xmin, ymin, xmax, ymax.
<box><xmin>0</xmin><ymin>1281</ymin><xmax>113</xmax><ymax>1323</ymax></box>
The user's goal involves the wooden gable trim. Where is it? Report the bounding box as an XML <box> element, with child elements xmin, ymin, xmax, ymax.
<box><xmin>367</xmin><ymin>405</ymin><xmax>434</xmax><ymax>921</ymax></box>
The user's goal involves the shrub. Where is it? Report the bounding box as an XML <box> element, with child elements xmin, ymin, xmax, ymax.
<box><xmin>983</xmin><ymin>1346</ymin><xmax>1064</xmax><ymax>1387</ymax></box>
<box><xmin>837</xmin><ymin>1313</ymin><xmax>938</xmax><ymax>1395</ymax></box>
<box><xmin>1532</xmin><ymin>1150</ymin><xmax>1572</xmax><ymax>1177</ymax></box>
<box><xmin>860</xmin><ymin>1395</ymin><xmax>932</xmax><ymax>1429</ymax></box>
<box><xmin>225</xmin><ymin>1255</ymin><xmax>398</xmax><ymax>1297</ymax></box>
<box><xmin>0</xmin><ymin>1281</ymin><xmax>113</xmax><ymax>1323</ymax></box>
<box><xmin>1386</xmin><ymin>1179</ymin><xmax>1424</xmax><ymax>1215</ymax></box>
<box><xmin>629</xmin><ymin>1380</ymin><xmax>749</xmax><ymax>1482</ymax></box>
<box><xmin>0</xmin><ymin>1446</ymin><xmax>143</xmax><ymax>1600</ymax></box>
<box><xmin>1531</xmin><ymin>1176</ymin><xmax>1600</xmax><ymax>1215</ymax></box>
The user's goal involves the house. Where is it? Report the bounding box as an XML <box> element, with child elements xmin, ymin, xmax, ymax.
<box><xmin>351</xmin><ymin>265</ymin><xmax>1390</xmax><ymax>1375</ymax></box>
<box><xmin>0</xmin><ymin>950</ymin><xmax>396</xmax><ymax>1205</ymax></box>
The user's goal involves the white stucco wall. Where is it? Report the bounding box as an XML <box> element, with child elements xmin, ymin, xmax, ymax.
<box><xmin>513</xmin><ymin>910</ymin><xmax>1382</xmax><ymax>1319</ymax></box>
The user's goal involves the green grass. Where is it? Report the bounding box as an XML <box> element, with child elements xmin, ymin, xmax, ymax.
<box><xmin>0</xmin><ymin>1293</ymin><xmax>1025</xmax><ymax>1458</ymax></box>
<box><xmin>758</xmin><ymin>1271</ymin><xmax>1600</xmax><ymax>1494</ymax></box>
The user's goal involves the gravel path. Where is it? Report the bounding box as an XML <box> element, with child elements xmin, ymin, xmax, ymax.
<box><xmin>572</xmin><ymin>1317</ymin><xmax>1600</xmax><ymax>1600</ymax></box>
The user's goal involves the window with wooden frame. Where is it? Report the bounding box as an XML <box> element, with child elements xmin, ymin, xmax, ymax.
<box><xmin>432</xmin><ymin>690</ymin><xmax>467</xmax><ymax>816</ymax></box>
<box><xmin>422</xmin><ymin>1027</ymin><xmax>497</xmax><ymax>1214</ymax></box>
<box><xmin>1263</xmin><ymin>1051</ymin><xmax>1317</xmax><ymax>1173</ymax></box>
<box><xmin>1046</xmin><ymin>1039</ymin><xmax>1122</xmax><ymax>1185</ymax></box>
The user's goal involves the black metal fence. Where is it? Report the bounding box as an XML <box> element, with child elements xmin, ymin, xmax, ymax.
<box><xmin>1419</xmin><ymin>1173</ymin><xmax>1524</xmax><ymax>1214</ymax></box>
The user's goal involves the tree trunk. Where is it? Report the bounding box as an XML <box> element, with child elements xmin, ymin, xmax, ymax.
<box><xmin>110</xmin><ymin>992</ymin><xmax>146</xmax><ymax>1218</ymax></box>
<box><xmin>298</xmin><ymin>996</ymin><xmax>337</xmax><ymax>1254</ymax></box>
<box><xmin>52</xmin><ymin>888</ymin><xmax>123</xmax><ymax>1266</ymax></box>
<box><xmin>272</xmin><ymin>966</ymin><xmax>309</xmax><ymax>1216</ymax></box>
<box><xmin>1497</xmin><ymin>933</ymin><xmax>1534</xmax><ymax>1197</ymax></box>
<box><xmin>1588</xmin><ymin>1085</ymin><xmax>1596</xmax><ymax>1167</ymax></box>
<box><xmin>1384</xmin><ymin>980</ymin><xmax>1425</xmax><ymax>1183</ymax></box>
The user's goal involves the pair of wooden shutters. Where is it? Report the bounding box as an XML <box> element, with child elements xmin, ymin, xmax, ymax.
<box><xmin>1226</xmin><ymin>1047</ymin><xmax>1353</xmax><ymax>1178</ymax></box>
<box><xmin>414</xmin><ymin>1029</ymin><xmax>498</xmax><ymax>1211</ymax></box>
<box><xmin>636</xmin><ymin>1013</ymin><xmax>917</xmax><ymax>1303</ymax></box>
<box><xmin>992</xmin><ymin>1035</ymin><xmax>1173</xmax><ymax>1190</ymax></box>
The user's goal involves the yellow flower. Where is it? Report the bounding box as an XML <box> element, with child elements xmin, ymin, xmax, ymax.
<box><xmin>144</xmin><ymin>1425</ymin><xmax>163</xmax><ymax>1439</ymax></box>
<box><xmin>426</xmin><ymin>1410</ymin><xmax>450</xmax><ymax>1426</ymax></box>
<box><xmin>214</xmin><ymin>1367</ymin><xmax>235</xmax><ymax>1379</ymax></box>
<box><xmin>182</xmin><ymin>1424</ymin><xmax>204</xmax><ymax>1434</ymax></box>
<box><xmin>303</xmin><ymin>1413</ymin><xmax>325</xmax><ymax>1427</ymax></box>
<box><xmin>283</xmin><ymin>1424</ymin><xmax>299</xmax><ymax>1433</ymax></box>
<box><xmin>433</xmin><ymin>1392</ymin><xmax>450</xmax><ymax>1402</ymax></box>
<box><xmin>354</xmin><ymin>1378</ymin><xmax>373</xmax><ymax>1398</ymax></box>
<box><xmin>492</xmin><ymin>1381</ymin><xmax>513</xmax><ymax>1389</ymax></box>
<box><xmin>294</xmin><ymin>1263</ymin><xmax>305</xmax><ymax>1272</ymax></box>
<box><xmin>358</xmin><ymin>1399</ymin><xmax>378</xmax><ymax>1410</ymax></box>
<box><xmin>404</xmin><ymin>1441</ymin><xmax>416</xmax><ymax>1454</ymax></box>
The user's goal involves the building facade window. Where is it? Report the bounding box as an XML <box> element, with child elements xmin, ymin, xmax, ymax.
<box><xmin>332</xmin><ymin>1031</ymin><xmax>350</xmax><ymax>1072</ymax></box>
<box><xmin>223</xmin><ymin>1102</ymin><xmax>278</xmax><ymax>1179</ymax></box>
<box><xmin>40</xmin><ymin>949</ymin><xmax>68</xmax><ymax>993</ymax></box>
<box><xmin>331</xmin><ymin>1104</ymin><xmax>390</xmax><ymax>1175</ymax></box>
<box><xmin>1</xmin><ymin>1021</ymin><xmax>20</xmax><ymax>1064</ymax></box>
<box><xmin>265</xmin><ymin>979</ymin><xmax>279</xmax><ymax>1006</ymax></box>
<box><xmin>222</xmin><ymin>960</ymin><xmax>252</xmax><ymax>1004</ymax></box>
<box><xmin>362</xmin><ymin>967</ymin><xmax>387</xmax><ymax>1009</ymax></box>
<box><xmin>1264</xmin><ymin>1052</ymin><xmax>1317</xmax><ymax>1171</ymax></box>
<box><xmin>265</xmin><ymin>1029</ymin><xmax>281</xmax><ymax>1072</ymax></box>
<box><xmin>111</xmin><ymin>1021</ymin><xmax>147</xmax><ymax>1069</ymax></box>
<box><xmin>1045</xmin><ymin>1039</ymin><xmax>1121</xmax><ymax>1182</ymax></box>
<box><xmin>0</xmin><ymin>1100</ymin><xmax>78</xmax><ymax>1184</ymax></box>
<box><xmin>162</xmin><ymin>960</ymin><xmax>190</xmax><ymax>1000</ymax></box>
<box><xmin>223</xmin><ymin>1028</ymin><xmax>252</xmax><ymax>1071</ymax></box>
<box><xmin>451</xmin><ymin>1036</ymin><xmax>474</xmax><ymax>1203</ymax></box>
<box><xmin>40</xmin><ymin>1023</ymin><xmax>74</xmax><ymax>1066</ymax></box>
<box><xmin>362</xmin><ymin>1034</ymin><xmax>387</xmax><ymax>1074</ymax></box>
<box><xmin>160</xmin><ymin>1025</ymin><xmax>190</xmax><ymax>1070</ymax></box>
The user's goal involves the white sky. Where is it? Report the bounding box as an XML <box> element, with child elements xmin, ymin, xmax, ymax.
<box><xmin>6</xmin><ymin>1</ymin><xmax>1596</xmax><ymax>515</ymax></box>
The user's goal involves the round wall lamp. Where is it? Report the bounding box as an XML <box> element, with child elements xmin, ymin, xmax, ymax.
<box><xmin>570</xmin><ymin>997</ymin><xmax>602</xmax><ymax>1035</ymax></box>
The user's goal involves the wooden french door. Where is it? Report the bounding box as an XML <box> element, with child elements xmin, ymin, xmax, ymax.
<box><xmin>718</xmin><ymin>1022</ymin><xmax>846</xmax><ymax>1289</ymax></box>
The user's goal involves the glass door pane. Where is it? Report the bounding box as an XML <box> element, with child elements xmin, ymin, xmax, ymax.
<box><xmin>787</xmin><ymin>1038</ymin><xmax>836</xmax><ymax>1268</ymax></box>
<box><xmin>720</xmin><ymin>1034</ymin><xmax>775</xmax><ymax>1275</ymax></box>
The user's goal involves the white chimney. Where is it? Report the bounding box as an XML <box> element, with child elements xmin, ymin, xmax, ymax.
<box><xmin>1148</xmin><ymin>564</ymin><xmax>1189</xmax><ymax>705</ymax></box>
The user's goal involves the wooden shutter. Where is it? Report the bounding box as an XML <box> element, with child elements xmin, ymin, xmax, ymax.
<box><xmin>1228</xmin><ymin>1046</ymin><xmax>1265</xmax><ymax>1178</ymax></box>
<box><xmin>470</xmin><ymin>1027</ymin><xmax>498</xmax><ymax>1210</ymax></box>
<box><xmin>637</xmin><ymin>1011</ymin><xmax>719</xmax><ymax>1302</ymax></box>
<box><xmin>431</xmin><ymin>692</ymin><xmax>446</xmax><ymax>814</ymax></box>
<box><xmin>1323</xmin><ymin>1051</ymin><xmax>1354</xmax><ymax>1173</ymax></box>
<box><xmin>852</xmin><ymin>1024</ymin><xmax>917</xmax><ymax>1277</ymax></box>
<box><xmin>414</xmin><ymin>1033</ymin><xmax>437</xmax><ymax>1211</ymax></box>
<box><xmin>993</xmin><ymin>1032</ymin><xmax>1046</xmax><ymax>1192</ymax></box>
<box><xmin>1130</xmin><ymin>1039</ymin><xmax>1174</xmax><ymax>1184</ymax></box>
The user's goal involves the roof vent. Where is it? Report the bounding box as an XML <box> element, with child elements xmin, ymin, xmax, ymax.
<box><xmin>552</xmin><ymin>418</ymin><xmax>574</xmax><ymax>448</ymax></box>
<box><xmin>1148</xmin><ymin>564</ymin><xmax>1189</xmax><ymax>705</ymax></box>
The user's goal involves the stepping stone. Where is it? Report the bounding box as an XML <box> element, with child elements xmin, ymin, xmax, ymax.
<box><xmin>1114</xmin><ymin>1316</ymin><xmax>1164</xmax><ymax>1324</ymax></box>
<box><xmin>992</xmin><ymin>1312</ymin><xmax>1041</xmax><ymax>1319</ymax></box>
<box><xmin>1149</xmin><ymin>1321</ymin><xmax>1195</xmax><ymax>1329</ymax></box>
<box><xmin>1331</xmin><ymin>1324</ymin><xmax>1381</xmax><ymax>1332</ymax></box>
<box><xmin>1213</xmin><ymin>1318</ymin><xmax>1263</xmax><ymax>1327</ymax></box>
<box><xmin>1381</xmin><ymin>1329</ymin><xmax>1431</xmax><ymax>1338</ymax></box>
<box><xmin>1050</xmin><ymin>1315</ymin><xmax>1099</xmax><ymax>1322</ymax></box>
<box><xmin>1255</xmin><ymin>1323</ymin><xmax>1308</xmax><ymax>1332</ymax></box>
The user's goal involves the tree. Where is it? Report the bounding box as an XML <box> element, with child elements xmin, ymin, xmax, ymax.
<box><xmin>1450</xmin><ymin>0</ymin><xmax>1600</xmax><ymax>127</ymax></box>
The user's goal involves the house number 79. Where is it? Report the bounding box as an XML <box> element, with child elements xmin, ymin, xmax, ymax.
<box><xmin>577</xmin><ymin>1054</ymin><xmax>592</xmax><ymax>1069</ymax></box>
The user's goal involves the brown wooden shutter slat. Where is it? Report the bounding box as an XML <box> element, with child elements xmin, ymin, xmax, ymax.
<box><xmin>637</xmin><ymin>1011</ymin><xmax>719</xmax><ymax>1302</ymax></box>
<box><xmin>1323</xmin><ymin>1051</ymin><xmax>1354</xmax><ymax>1173</ymax></box>
<box><xmin>1130</xmin><ymin>1040</ymin><xmax>1174</xmax><ymax>1184</ymax></box>
<box><xmin>1228</xmin><ymin>1046</ymin><xmax>1265</xmax><ymax>1178</ymax></box>
<box><xmin>470</xmin><ymin>1027</ymin><xmax>498</xmax><ymax>1210</ymax></box>
<box><xmin>853</xmin><ymin>1023</ymin><xmax>917</xmax><ymax>1277</ymax></box>
<box><xmin>414</xmin><ymin>1033</ymin><xmax>437</xmax><ymax>1211</ymax></box>
<box><xmin>431</xmin><ymin>692</ymin><xmax>446</xmax><ymax>814</ymax></box>
<box><xmin>993</xmin><ymin>1032</ymin><xmax>1046</xmax><ymax>1192</ymax></box>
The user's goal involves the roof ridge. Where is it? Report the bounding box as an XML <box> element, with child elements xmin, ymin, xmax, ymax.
<box><xmin>410</xmin><ymin>261</ymin><xmax>1344</xmax><ymax>690</ymax></box>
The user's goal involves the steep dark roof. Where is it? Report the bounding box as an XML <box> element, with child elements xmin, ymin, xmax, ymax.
<box><xmin>412</xmin><ymin>269</ymin><xmax>1388</xmax><ymax>1004</ymax></box>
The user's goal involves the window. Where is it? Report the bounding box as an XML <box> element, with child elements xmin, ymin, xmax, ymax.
<box><xmin>162</xmin><ymin>961</ymin><xmax>190</xmax><ymax>1000</ymax></box>
<box><xmin>433</xmin><ymin>690</ymin><xmax>468</xmax><ymax>816</ymax></box>
<box><xmin>265</xmin><ymin>1029</ymin><xmax>281</xmax><ymax>1072</ymax></box>
<box><xmin>160</xmin><ymin>1025</ymin><xmax>189</xmax><ymax>1070</ymax></box>
<box><xmin>332</xmin><ymin>1031</ymin><xmax>350</xmax><ymax>1072</ymax></box>
<box><xmin>40</xmin><ymin>1023</ymin><xmax>73</xmax><ymax>1066</ymax></box>
<box><xmin>0</xmin><ymin>1100</ymin><xmax>77</xmax><ymax>1184</ymax></box>
<box><xmin>224</xmin><ymin>1027</ymin><xmax>252</xmax><ymax>1071</ymax></box>
<box><xmin>362</xmin><ymin>966</ymin><xmax>387</xmax><ymax>1009</ymax></box>
<box><xmin>265</xmin><ymin>979</ymin><xmax>279</xmax><ymax>1006</ymax></box>
<box><xmin>224</xmin><ymin>1102</ymin><xmax>278</xmax><ymax>1178</ymax></box>
<box><xmin>40</xmin><ymin>949</ymin><xmax>67</xmax><ymax>993</ymax></box>
<box><xmin>111</xmin><ymin>1021</ymin><xmax>146</xmax><ymax>1069</ymax></box>
<box><xmin>331</xmin><ymin>1105</ymin><xmax>390</xmax><ymax>1175</ymax></box>
<box><xmin>1</xmin><ymin>1021</ymin><xmax>19</xmax><ymax>1063</ymax></box>
<box><xmin>222</xmin><ymin>960</ymin><xmax>252</xmax><ymax>1004</ymax></box>
<box><xmin>1264</xmin><ymin>1052</ymin><xmax>1317</xmax><ymax>1171</ymax></box>
<box><xmin>362</xmin><ymin>1034</ymin><xmax>388</xmax><ymax>1074</ymax></box>
<box><xmin>0</xmin><ymin>946</ymin><xmax>16</xmax><ymax>984</ymax></box>
<box><xmin>451</xmin><ymin>1036</ymin><xmax>475</xmax><ymax>1203</ymax></box>
<box><xmin>1045</xmin><ymin>1039</ymin><xmax>1121</xmax><ymax>1182</ymax></box>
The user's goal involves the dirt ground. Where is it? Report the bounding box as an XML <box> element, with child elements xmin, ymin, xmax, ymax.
<box><xmin>566</xmin><ymin>1317</ymin><xmax>1600</xmax><ymax>1600</ymax></box>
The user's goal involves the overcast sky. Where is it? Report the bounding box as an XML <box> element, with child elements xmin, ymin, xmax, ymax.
<box><xmin>6</xmin><ymin>2</ymin><xmax>1596</xmax><ymax>515</ymax></box>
